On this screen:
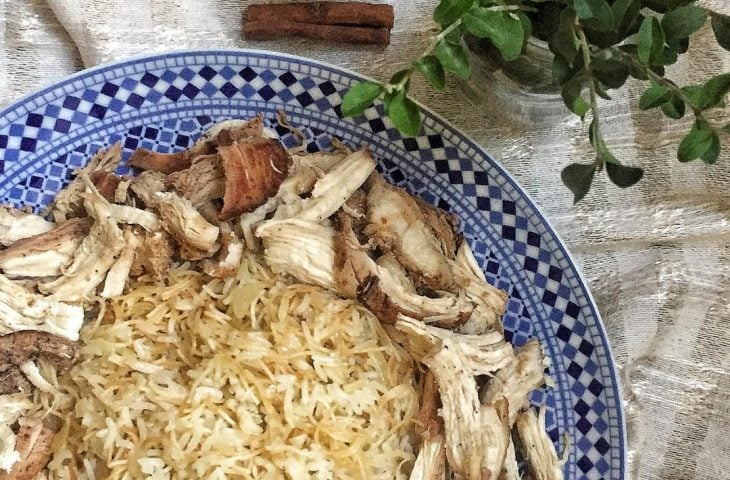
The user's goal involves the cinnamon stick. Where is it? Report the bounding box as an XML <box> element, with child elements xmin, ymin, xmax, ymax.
<box><xmin>246</xmin><ymin>2</ymin><xmax>394</xmax><ymax>29</ymax></box>
<box><xmin>244</xmin><ymin>20</ymin><xmax>390</xmax><ymax>45</ymax></box>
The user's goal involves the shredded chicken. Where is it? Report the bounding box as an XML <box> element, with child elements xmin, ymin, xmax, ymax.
<box><xmin>0</xmin><ymin>331</ymin><xmax>77</xmax><ymax>369</ymax></box>
<box><xmin>0</xmin><ymin>415</ymin><xmax>61</xmax><ymax>480</ymax></box>
<box><xmin>0</xmin><ymin>274</ymin><xmax>83</xmax><ymax>341</ymax></box>
<box><xmin>129</xmin><ymin>171</ymin><xmax>167</xmax><ymax>206</ymax></box>
<box><xmin>256</xmin><ymin>219</ymin><xmax>336</xmax><ymax>289</ymax></box>
<box><xmin>153</xmin><ymin>192</ymin><xmax>220</xmax><ymax>260</ymax></box>
<box><xmin>130</xmin><ymin>229</ymin><xmax>173</xmax><ymax>280</ymax></box>
<box><xmin>515</xmin><ymin>407</ymin><xmax>564</xmax><ymax>480</ymax></box>
<box><xmin>415</xmin><ymin>370</ymin><xmax>442</xmax><ymax>442</ymax></box>
<box><xmin>414</xmin><ymin>196</ymin><xmax>460</xmax><ymax>260</ymax></box>
<box><xmin>100</xmin><ymin>228</ymin><xmax>141</xmax><ymax>298</ymax></box>
<box><xmin>453</xmin><ymin>242</ymin><xmax>508</xmax><ymax>335</ymax></box>
<box><xmin>0</xmin><ymin>208</ymin><xmax>54</xmax><ymax>247</ymax></box>
<box><xmin>218</xmin><ymin>137</ymin><xmax>290</xmax><ymax>220</ymax></box>
<box><xmin>409</xmin><ymin>435</ymin><xmax>447</xmax><ymax>480</ymax></box>
<box><xmin>39</xmin><ymin>176</ymin><xmax>126</xmax><ymax>303</ymax></box>
<box><xmin>0</xmin><ymin>394</ymin><xmax>32</xmax><ymax>472</ymax></box>
<box><xmin>89</xmin><ymin>171</ymin><xmax>122</xmax><ymax>202</ymax></box>
<box><xmin>50</xmin><ymin>144</ymin><xmax>121</xmax><ymax>220</ymax></box>
<box><xmin>108</xmin><ymin>204</ymin><xmax>159</xmax><ymax>231</ymax></box>
<box><xmin>0</xmin><ymin>218</ymin><xmax>90</xmax><ymax>278</ymax></box>
<box><xmin>397</xmin><ymin>316</ymin><xmax>511</xmax><ymax>479</ymax></box>
<box><xmin>500</xmin><ymin>440</ymin><xmax>521</xmax><ymax>480</ymax></box>
<box><xmin>365</xmin><ymin>175</ymin><xmax>455</xmax><ymax>292</ymax></box>
<box><xmin>480</xmin><ymin>341</ymin><xmax>546</xmax><ymax>424</ymax></box>
<box><xmin>166</xmin><ymin>154</ymin><xmax>225</xmax><ymax>206</ymax></box>
<box><xmin>333</xmin><ymin>209</ymin><xmax>377</xmax><ymax>298</ymax></box>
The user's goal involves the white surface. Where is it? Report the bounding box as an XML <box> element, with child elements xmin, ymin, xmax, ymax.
<box><xmin>1</xmin><ymin>1</ymin><xmax>729</xmax><ymax>479</ymax></box>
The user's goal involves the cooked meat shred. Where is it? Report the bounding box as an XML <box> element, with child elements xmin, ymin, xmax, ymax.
<box><xmin>129</xmin><ymin>171</ymin><xmax>167</xmax><ymax>207</ymax></box>
<box><xmin>218</xmin><ymin>137</ymin><xmax>290</xmax><ymax>220</ymax></box>
<box><xmin>50</xmin><ymin>144</ymin><xmax>121</xmax><ymax>220</ymax></box>
<box><xmin>0</xmin><ymin>366</ymin><xmax>32</xmax><ymax>395</ymax></box>
<box><xmin>39</xmin><ymin>176</ymin><xmax>126</xmax><ymax>303</ymax></box>
<box><xmin>90</xmin><ymin>171</ymin><xmax>122</xmax><ymax>202</ymax></box>
<box><xmin>415</xmin><ymin>370</ymin><xmax>442</xmax><ymax>442</ymax></box>
<box><xmin>0</xmin><ymin>415</ymin><xmax>61</xmax><ymax>480</ymax></box>
<box><xmin>0</xmin><ymin>331</ymin><xmax>77</xmax><ymax>368</ymax></box>
<box><xmin>480</xmin><ymin>340</ymin><xmax>546</xmax><ymax>424</ymax></box>
<box><xmin>0</xmin><ymin>208</ymin><xmax>54</xmax><ymax>247</ymax></box>
<box><xmin>365</xmin><ymin>175</ymin><xmax>455</xmax><ymax>292</ymax></box>
<box><xmin>166</xmin><ymin>154</ymin><xmax>225</xmax><ymax>206</ymax></box>
<box><xmin>514</xmin><ymin>407</ymin><xmax>564</xmax><ymax>480</ymax></box>
<box><xmin>201</xmin><ymin>230</ymin><xmax>244</xmax><ymax>278</ymax></box>
<box><xmin>0</xmin><ymin>274</ymin><xmax>83</xmax><ymax>341</ymax></box>
<box><xmin>131</xmin><ymin>229</ymin><xmax>173</xmax><ymax>280</ymax></box>
<box><xmin>500</xmin><ymin>440</ymin><xmax>521</xmax><ymax>480</ymax></box>
<box><xmin>414</xmin><ymin>196</ymin><xmax>460</xmax><ymax>260</ymax></box>
<box><xmin>100</xmin><ymin>228</ymin><xmax>141</xmax><ymax>298</ymax></box>
<box><xmin>333</xmin><ymin>209</ymin><xmax>377</xmax><ymax>298</ymax></box>
<box><xmin>409</xmin><ymin>434</ymin><xmax>447</xmax><ymax>480</ymax></box>
<box><xmin>153</xmin><ymin>192</ymin><xmax>220</xmax><ymax>260</ymax></box>
<box><xmin>0</xmin><ymin>218</ymin><xmax>91</xmax><ymax>278</ymax></box>
<box><xmin>128</xmin><ymin>148</ymin><xmax>191</xmax><ymax>174</ymax></box>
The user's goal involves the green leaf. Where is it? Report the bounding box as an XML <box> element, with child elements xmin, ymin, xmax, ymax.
<box><xmin>434</xmin><ymin>0</ymin><xmax>475</xmax><ymax>27</ymax></box>
<box><xmin>712</xmin><ymin>14</ymin><xmax>730</xmax><ymax>51</ymax></box>
<box><xmin>606</xmin><ymin>162</ymin><xmax>644</xmax><ymax>187</ymax></box>
<box><xmin>552</xmin><ymin>55</ymin><xmax>572</xmax><ymax>84</ymax></box>
<box><xmin>549</xmin><ymin>9</ymin><xmax>580</xmax><ymax>65</ymax></box>
<box><xmin>413</xmin><ymin>56</ymin><xmax>446</xmax><ymax>91</ymax></box>
<box><xmin>561</xmin><ymin>74</ymin><xmax>590</xmax><ymax>118</ymax></box>
<box><xmin>591</xmin><ymin>57</ymin><xmax>629</xmax><ymax>89</ymax></box>
<box><xmin>660</xmin><ymin>95</ymin><xmax>686</xmax><ymax>119</ymax></box>
<box><xmin>515</xmin><ymin>11</ymin><xmax>533</xmax><ymax>47</ymax></box>
<box><xmin>642</xmin><ymin>0</ymin><xmax>693</xmax><ymax>14</ymax></box>
<box><xmin>341</xmin><ymin>81</ymin><xmax>383</xmax><ymax>117</ymax></box>
<box><xmin>661</xmin><ymin>5</ymin><xmax>708</xmax><ymax>49</ymax></box>
<box><xmin>677</xmin><ymin>121</ymin><xmax>715</xmax><ymax>162</ymax></box>
<box><xmin>637</xmin><ymin>16</ymin><xmax>665</xmax><ymax>64</ymax></box>
<box><xmin>561</xmin><ymin>163</ymin><xmax>596</xmax><ymax>203</ymax></box>
<box><xmin>463</xmin><ymin>8</ymin><xmax>524</xmax><ymax>61</ymax></box>
<box><xmin>573</xmin><ymin>0</ymin><xmax>614</xmax><ymax>32</ymax></box>
<box><xmin>655</xmin><ymin>46</ymin><xmax>678</xmax><ymax>66</ymax></box>
<box><xmin>435</xmin><ymin>39</ymin><xmax>471</xmax><ymax>79</ymax></box>
<box><xmin>700</xmin><ymin>131</ymin><xmax>721</xmax><ymax>164</ymax></box>
<box><xmin>388</xmin><ymin>91</ymin><xmax>421</xmax><ymax>136</ymax></box>
<box><xmin>698</xmin><ymin>74</ymin><xmax>730</xmax><ymax>110</ymax></box>
<box><xmin>639</xmin><ymin>83</ymin><xmax>670</xmax><ymax>109</ymax></box>
<box><xmin>389</xmin><ymin>69</ymin><xmax>411</xmax><ymax>87</ymax></box>
<box><xmin>612</xmin><ymin>0</ymin><xmax>641</xmax><ymax>39</ymax></box>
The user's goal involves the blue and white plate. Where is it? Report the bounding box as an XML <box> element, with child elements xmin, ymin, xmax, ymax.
<box><xmin>0</xmin><ymin>50</ymin><xmax>625</xmax><ymax>480</ymax></box>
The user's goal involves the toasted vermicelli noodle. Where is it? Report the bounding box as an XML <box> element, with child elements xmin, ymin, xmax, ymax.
<box><xmin>36</xmin><ymin>253</ymin><xmax>419</xmax><ymax>479</ymax></box>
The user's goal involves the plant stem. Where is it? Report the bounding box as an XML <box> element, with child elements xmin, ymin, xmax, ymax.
<box><xmin>423</xmin><ymin>19</ymin><xmax>463</xmax><ymax>58</ymax></box>
<box><xmin>574</xmin><ymin>21</ymin><xmax>604</xmax><ymax>166</ymax></box>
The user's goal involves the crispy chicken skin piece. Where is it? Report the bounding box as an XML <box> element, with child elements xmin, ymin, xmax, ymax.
<box><xmin>0</xmin><ymin>218</ymin><xmax>91</xmax><ymax>278</ymax></box>
<box><xmin>128</xmin><ymin>149</ymin><xmax>191</xmax><ymax>174</ymax></box>
<box><xmin>218</xmin><ymin>137</ymin><xmax>290</xmax><ymax>220</ymax></box>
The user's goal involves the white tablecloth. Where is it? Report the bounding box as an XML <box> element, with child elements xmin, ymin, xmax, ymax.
<box><xmin>1</xmin><ymin>1</ymin><xmax>729</xmax><ymax>479</ymax></box>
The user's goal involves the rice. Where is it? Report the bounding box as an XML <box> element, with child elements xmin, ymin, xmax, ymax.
<box><xmin>37</xmin><ymin>252</ymin><xmax>419</xmax><ymax>479</ymax></box>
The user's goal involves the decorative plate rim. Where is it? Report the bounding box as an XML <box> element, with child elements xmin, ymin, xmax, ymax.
<box><xmin>0</xmin><ymin>48</ymin><xmax>626</xmax><ymax>479</ymax></box>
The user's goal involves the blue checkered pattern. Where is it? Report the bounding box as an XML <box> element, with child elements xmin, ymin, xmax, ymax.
<box><xmin>0</xmin><ymin>51</ymin><xmax>624</xmax><ymax>480</ymax></box>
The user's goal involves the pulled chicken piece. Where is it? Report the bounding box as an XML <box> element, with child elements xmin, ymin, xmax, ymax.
<box><xmin>416</xmin><ymin>370</ymin><xmax>442</xmax><ymax>442</ymax></box>
<box><xmin>128</xmin><ymin>149</ymin><xmax>190</xmax><ymax>174</ymax></box>
<box><xmin>514</xmin><ymin>407</ymin><xmax>564</xmax><ymax>480</ymax></box>
<box><xmin>333</xmin><ymin>209</ymin><xmax>377</xmax><ymax>299</ymax></box>
<box><xmin>396</xmin><ymin>316</ymin><xmax>510</xmax><ymax>479</ymax></box>
<box><xmin>0</xmin><ymin>415</ymin><xmax>62</xmax><ymax>480</ymax></box>
<box><xmin>296</xmin><ymin>149</ymin><xmax>376</xmax><ymax>222</ymax></box>
<box><xmin>0</xmin><ymin>208</ymin><xmax>53</xmax><ymax>247</ymax></box>
<box><xmin>218</xmin><ymin>137</ymin><xmax>290</xmax><ymax>220</ymax></box>
<box><xmin>499</xmin><ymin>439</ymin><xmax>521</xmax><ymax>480</ymax></box>
<box><xmin>0</xmin><ymin>367</ymin><xmax>31</xmax><ymax>395</ymax></box>
<box><xmin>480</xmin><ymin>340</ymin><xmax>546</xmax><ymax>425</ymax></box>
<box><xmin>358</xmin><ymin>273</ymin><xmax>473</xmax><ymax>328</ymax></box>
<box><xmin>129</xmin><ymin>171</ymin><xmax>167</xmax><ymax>207</ymax></box>
<box><xmin>452</xmin><ymin>242</ymin><xmax>508</xmax><ymax>336</ymax></box>
<box><xmin>0</xmin><ymin>331</ymin><xmax>77</xmax><ymax>369</ymax></box>
<box><xmin>0</xmin><ymin>394</ymin><xmax>32</xmax><ymax>472</ymax></box>
<box><xmin>256</xmin><ymin>219</ymin><xmax>336</xmax><ymax>290</ymax></box>
<box><xmin>396</xmin><ymin>316</ymin><xmax>514</xmax><ymax>376</ymax></box>
<box><xmin>0</xmin><ymin>218</ymin><xmax>91</xmax><ymax>278</ymax></box>
<box><xmin>39</xmin><ymin>176</ymin><xmax>126</xmax><ymax>303</ymax></box>
<box><xmin>50</xmin><ymin>143</ymin><xmax>122</xmax><ymax>220</ymax></box>
<box><xmin>100</xmin><ymin>228</ymin><xmax>141</xmax><ymax>298</ymax></box>
<box><xmin>364</xmin><ymin>175</ymin><xmax>454</xmax><ymax>292</ymax></box>
<box><xmin>130</xmin><ymin>229</ymin><xmax>173</xmax><ymax>280</ymax></box>
<box><xmin>153</xmin><ymin>192</ymin><xmax>220</xmax><ymax>260</ymax></box>
<box><xmin>409</xmin><ymin>434</ymin><xmax>447</xmax><ymax>480</ymax></box>
<box><xmin>166</xmin><ymin>154</ymin><xmax>225</xmax><ymax>206</ymax></box>
<box><xmin>0</xmin><ymin>274</ymin><xmax>83</xmax><ymax>341</ymax></box>
<box><xmin>414</xmin><ymin>196</ymin><xmax>460</xmax><ymax>260</ymax></box>
<box><xmin>201</xmin><ymin>229</ymin><xmax>244</xmax><ymax>278</ymax></box>
<box><xmin>90</xmin><ymin>170</ymin><xmax>122</xmax><ymax>202</ymax></box>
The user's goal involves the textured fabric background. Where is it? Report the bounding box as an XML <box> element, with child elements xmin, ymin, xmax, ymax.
<box><xmin>1</xmin><ymin>1</ymin><xmax>729</xmax><ymax>479</ymax></box>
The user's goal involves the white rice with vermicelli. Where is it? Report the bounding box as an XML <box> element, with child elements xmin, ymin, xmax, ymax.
<box><xmin>38</xmin><ymin>253</ymin><xmax>419</xmax><ymax>479</ymax></box>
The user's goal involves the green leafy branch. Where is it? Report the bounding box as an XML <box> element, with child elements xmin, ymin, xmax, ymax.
<box><xmin>341</xmin><ymin>0</ymin><xmax>730</xmax><ymax>203</ymax></box>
